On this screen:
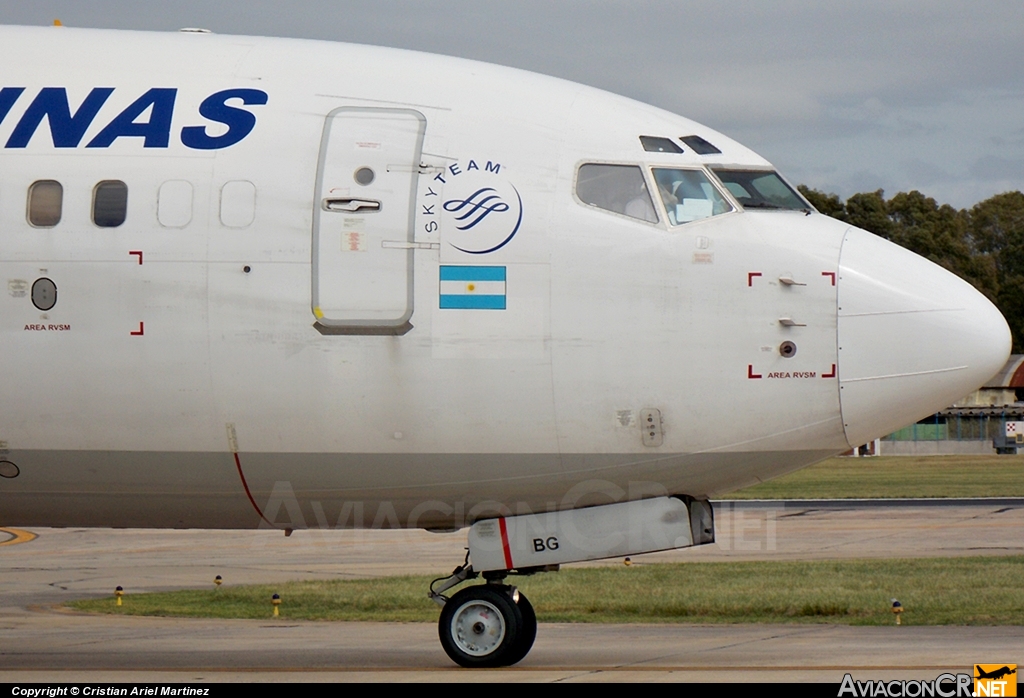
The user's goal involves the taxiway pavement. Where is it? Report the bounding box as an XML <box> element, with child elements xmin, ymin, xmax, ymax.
<box><xmin>2</xmin><ymin>499</ymin><xmax>1022</xmax><ymax>682</ymax></box>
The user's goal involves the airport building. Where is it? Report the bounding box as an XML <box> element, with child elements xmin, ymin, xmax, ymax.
<box><xmin>880</xmin><ymin>355</ymin><xmax>1024</xmax><ymax>455</ymax></box>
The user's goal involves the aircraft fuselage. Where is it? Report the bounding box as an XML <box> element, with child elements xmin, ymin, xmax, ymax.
<box><xmin>0</xmin><ymin>26</ymin><xmax>1009</xmax><ymax>531</ymax></box>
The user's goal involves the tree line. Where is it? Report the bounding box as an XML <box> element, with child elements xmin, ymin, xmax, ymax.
<box><xmin>797</xmin><ymin>186</ymin><xmax>1024</xmax><ymax>353</ymax></box>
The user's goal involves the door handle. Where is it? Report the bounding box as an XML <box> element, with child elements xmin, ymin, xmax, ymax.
<box><xmin>322</xmin><ymin>198</ymin><xmax>381</xmax><ymax>213</ymax></box>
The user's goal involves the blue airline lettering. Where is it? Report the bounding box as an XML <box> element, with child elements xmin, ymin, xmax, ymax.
<box><xmin>180</xmin><ymin>88</ymin><xmax>269</xmax><ymax>150</ymax></box>
<box><xmin>0</xmin><ymin>87</ymin><xmax>267</xmax><ymax>150</ymax></box>
<box><xmin>7</xmin><ymin>87</ymin><xmax>114</xmax><ymax>148</ymax></box>
<box><xmin>87</xmin><ymin>88</ymin><xmax>177</xmax><ymax>148</ymax></box>
<box><xmin>0</xmin><ymin>87</ymin><xmax>25</xmax><ymax>126</ymax></box>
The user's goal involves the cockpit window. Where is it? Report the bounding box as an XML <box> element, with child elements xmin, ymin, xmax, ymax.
<box><xmin>651</xmin><ymin>168</ymin><xmax>733</xmax><ymax>225</ymax></box>
<box><xmin>679</xmin><ymin>135</ymin><xmax>721</xmax><ymax>155</ymax></box>
<box><xmin>639</xmin><ymin>136</ymin><xmax>683</xmax><ymax>154</ymax></box>
<box><xmin>576</xmin><ymin>164</ymin><xmax>658</xmax><ymax>223</ymax></box>
<box><xmin>710</xmin><ymin>169</ymin><xmax>809</xmax><ymax>211</ymax></box>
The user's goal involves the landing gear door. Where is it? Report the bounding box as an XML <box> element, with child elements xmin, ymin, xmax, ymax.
<box><xmin>313</xmin><ymin>108</ymin><xmax>426</xmax><ymax>333</ymax></box>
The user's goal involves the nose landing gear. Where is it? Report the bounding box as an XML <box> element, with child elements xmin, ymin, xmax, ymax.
<box><xmin>438</xmin><ymin>584</ymin><xmax>536</xmax><ymax>668</ymax></box>
<box><xmin>430</xmin><ymin>557</ymin><xmax>538</xmax><ymax>668</ymax></box>
<box><xmin>430</xmin><ymin>497</ymin><xmax>714</xmax><ymax>666</ymax></box>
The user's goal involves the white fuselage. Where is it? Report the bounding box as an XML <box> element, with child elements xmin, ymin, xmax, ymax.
<box><xmin>0</xmin><ymin>26</ymin><xmax>1010</xmax><ymax>530</ymax></box>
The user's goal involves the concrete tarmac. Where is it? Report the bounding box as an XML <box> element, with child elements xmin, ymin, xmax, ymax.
<box><xmin>2</xmin><ymin>499</ymin><xmax>1022</xmax><ymax>683</ymax></box>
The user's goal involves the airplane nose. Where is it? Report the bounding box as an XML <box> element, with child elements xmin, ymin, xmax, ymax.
<box><xmin>836</xmin><ymin>226</ymin><xmax>1011</xmax><ymax>448</ymax></box>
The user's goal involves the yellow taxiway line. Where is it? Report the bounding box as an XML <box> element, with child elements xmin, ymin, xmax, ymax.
<box><xmin>0</xmin><ymin>527</ymin><xmax>38</xmax><ymax>546</ymax></box>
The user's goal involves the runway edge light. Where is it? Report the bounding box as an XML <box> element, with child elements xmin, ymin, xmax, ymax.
<box><xmin>891</xmin><ymin>599</ymin><xmax>903</xmax><ymax>625</ymax></box>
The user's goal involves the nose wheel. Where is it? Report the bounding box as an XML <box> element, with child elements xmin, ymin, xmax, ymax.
<box><xmin>504</xmin><ymin>590</ymin><xmax>537</xmax><ymax>666</ymax></box>
<box><xmin>438</xmin><ymin>585</ymin><xmax>537</xmax><ymax>668</ymax></box>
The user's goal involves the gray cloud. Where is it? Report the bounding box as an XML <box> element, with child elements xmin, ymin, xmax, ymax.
<box><xmin>971</xmin><ymin>156</ymin><xmax>1024</xmax><ymax>182</ymax></box>
<box><xmin>901</xmin><ymin>159</ymin><xmax>953</xmax><ymax>186</ymax></box>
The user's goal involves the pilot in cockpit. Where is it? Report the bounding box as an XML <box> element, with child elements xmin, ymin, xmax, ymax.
<box><xmin>624</xmin><ymin>180</ymin><xmax>657</xmax><ymax>222</ymax></box>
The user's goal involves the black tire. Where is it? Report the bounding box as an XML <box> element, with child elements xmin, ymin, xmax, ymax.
<box><xmin>438</xmin><ymin>585</ymin><xmax>523</xmax><ymax>668</ymax></box>
<box><xmin>502</xmin><ymin>591</ymin><xmax>537</xmax><ymax>666</ymax></box>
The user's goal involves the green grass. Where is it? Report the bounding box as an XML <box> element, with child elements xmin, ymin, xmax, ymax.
<box><xmin>69</xmin><ymin>556</ymin><xmax>1024</xmax><ymax>626</ymax></box>
<box><xmin>727</xmin><ymin>455</ymin><xmax>1024</xmax><ymax>499</ymax></box>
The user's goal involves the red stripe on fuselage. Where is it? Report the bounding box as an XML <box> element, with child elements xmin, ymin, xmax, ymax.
<box><xmin>498</xmin><ymin>517</ymin><xmax>514</xmax><ymax>570</ymax></box>
<box><xmin>233</xmin><ymin>452</ymin><xmax>273</xmax><ymax>527</ymax></box>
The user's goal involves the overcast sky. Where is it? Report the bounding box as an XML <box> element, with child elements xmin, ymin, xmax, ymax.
<box><xmin>2</xmin><ymin>1</ymin><xmax>1022</xmax><ymax>208</ymax></box>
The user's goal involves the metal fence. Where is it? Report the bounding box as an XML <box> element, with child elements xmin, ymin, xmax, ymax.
<box><xmin>884</xmin><ymin>413</ymin><xmax>1011</xmax><ymax>442</ymax></box>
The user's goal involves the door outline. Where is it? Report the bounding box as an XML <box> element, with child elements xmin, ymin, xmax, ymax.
<box><xmin>312</xmin><ymin>107</ymin><xmax>426</xmax><ymax>334</ymax></box>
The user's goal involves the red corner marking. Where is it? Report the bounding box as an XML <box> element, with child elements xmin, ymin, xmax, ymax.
<box><xmin>822</xmin><ymin>271</ymin><xmax>836</xmax><ymax>286</ymax></box>
<box><xmin>747</xmin><ymin>272</ymin><xmax>762</xmax><ymax>287</ymax></box>
<box><xmin>748</xmin><ymin>364</ymin><xmax>762</xmax><ymax>379</ymax></box>
<box><xmin>498</xmin><ymin>517</ymin><xmax>514</xmax><ymax>570</ymax></box>
<box><xmin>129</xmin><ymin>250</ymin><xmax>143</xmax><ymax>265</ymax></box>
<box><xmin>130</xmin><ymin>322</ymin><xmax>144</xmax><ymax>336</ymax></box>
<box><xmin>822</xmin><ymin>364</ymin><xmax>836</xmax><ymax>378</ymax></box>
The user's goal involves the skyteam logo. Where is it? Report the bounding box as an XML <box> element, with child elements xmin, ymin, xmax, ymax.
<box><xmin>445</xmin><ymin>187</ymin><xmax>510</xmax><ymax>231</ymax></box>
<box><xmin>433</xmin><ymin>158</ymin><xmax>523</xmax><ymax>255</ymax></box>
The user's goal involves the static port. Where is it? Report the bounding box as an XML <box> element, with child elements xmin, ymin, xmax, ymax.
<box><xmin>31</xmin><ymin>278</ymin><xmax>57</xmax><ymax>311</ymax></box>
<box><xmin>0</xmin><ymin>461</ymin><xmax>20</xmax><ymax>479</ymax></box>
<box><xmin>780</xmin><ymin>341</ymin><xmax>797</xmax><ymax>358</ymax></box>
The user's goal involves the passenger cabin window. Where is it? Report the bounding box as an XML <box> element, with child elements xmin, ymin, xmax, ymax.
<box><xmin>652</xmin><ymin>169</ymin><xmax>733</xmax><ymax>225</ymax></box>
<box><xmin>93</xmin><ymin>180</ymin><xmax>128</xmax><ymax>227</ymax></box>
<box><xmin>158</xmin><ymin>180</ymin><xmax>194</xmax><ymax>228</ymax></box>
<box><xmin>220</xmin><ymin>180</ymin><xmax>256</xmax><ymax>228</ymax></box>
<box><xmin>576</xmin><ymin>164</ymin><xmax>658</xmax><ymax>223</ymax></box>
<box><xmin>710</xmin><ymin>169</ymin><xmax>809</xmax><ymax>211</ymax></box>
<box><xmin>27</xmin><ymin>180</ymin><xmax>63</xmax><ymax>228</ymax></box>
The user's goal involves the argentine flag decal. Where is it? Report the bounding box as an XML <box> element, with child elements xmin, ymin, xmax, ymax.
<box><xmin>439</xmin><ymin>265</ymin><xmax>506</xmax><ymax>310</ymax></box>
